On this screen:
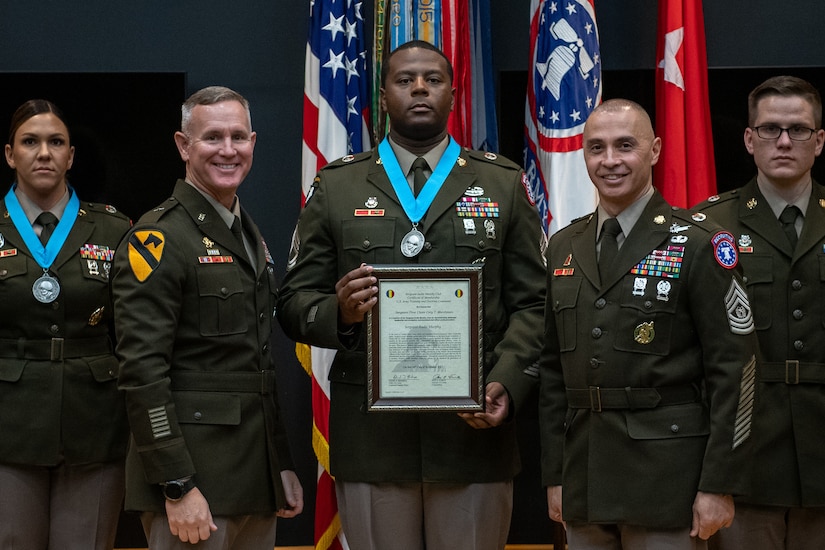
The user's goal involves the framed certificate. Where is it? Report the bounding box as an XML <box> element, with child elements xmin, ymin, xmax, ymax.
<box><xmin>366</xmin><ymin>264</ymin><xmax>484</xmax><ymax>412</ymax></box>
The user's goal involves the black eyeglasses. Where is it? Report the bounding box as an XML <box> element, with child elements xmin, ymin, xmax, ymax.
<box><xmin>752</xmin><ymin>125</ymin><xmax>818</xmax><ymax>141</ymax></box>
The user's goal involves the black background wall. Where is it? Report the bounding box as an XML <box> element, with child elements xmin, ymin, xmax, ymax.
<box><xmin>1</xmin><ymin>1</ymin><xmax>823</xmax><ymax>546</ymax></box>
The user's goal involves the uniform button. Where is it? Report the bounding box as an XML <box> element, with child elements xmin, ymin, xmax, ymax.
<box><xmin>644</xmin><ymin>301</ymin><xmax>653</xmax><ymax>309</ymax></box>
<box><xmin>794</xmin><ymin>340</ymin><xmax>804</xmax><ymax>351</ymax></box>
<box><xmin>52</xmin><ymin>301</ymin><xmax>60</xmax><ymax>310</ymax></box>
<box><xmin>267</xmin><ymin>266</ymin><xmax>274</xmax><ymax>274</ymax></box>
<box><xmin>194</xmin><ymin>412</ymin><xmax>203</xmax><ymax>421</ymax></box>
<box><xmin>591</xmin><ymin>327</ymin><xmax>602</xmax><ymax>338</ymax></box>
<box><xmin>423</xmin><ymin>242</ymin><xmax>432</xmax><ymax>252</ymax></box>
<box><xmin>670</xmin><ymin>424</ymin><xmax>680</xmax><ymax>433</ymax></box>
<box><xmin>220</xmin><ymin>287</ymin><xmax>229</xmax><ymax>296</ymax></box>
<box><xmin>0</xmin><ymin>269</ymin><xmax>7</xmax><ymax>277</ymax></box>
<box><xmin>589</xmin><ymin>358</ymin><xmax>601</xmax><ymax>369</ymax></box>
<box><xmin>257</xmin><ymin>281</ymin><xmax>263</xmax><ymax>290</ymax></box>
<box><xmin>50</xmin><ymin>324</ymin><xmax>60</xmax><ymax>334</ymax></box>
<box><xmin>595</xmin><ymin>298</ymin><xmax>606</xmax><ymax>309</ymax></box>
<box><xmin>259</xmin><ymin>312</ymin><xmax>266</xmax><ymax>322</ymax></box>
<box><xmin>742</xmin><ymin>276</ymin><xmax>749</xmax><ymax>284</ymax></box>
<box><xmin>793</xmin><ymin>309</ymin><xmax>804</xmax><ymax>320</ymax></box>
<box><xmin>792</xmin><ymin>280</ymin><xmax>803</xmax><ymax>290</ymax></box>
<box><xmin>478</xmin><ymin>241</ymin><xmax>486</xmax><ymax>249</ymax></box>
<box><xmin>363</xmin><ymin>240</ymin><xmax>370</xmax><ymax>248</ymax></box>
<box><xmin>262</xmin><ymin>343</ymin><xmax>269</xmax><ymax>353</ymax></box>
<box><xmin>108</xmin><ymin>369</ymin><xmax>115</xmax><ymax>377</ymax></box>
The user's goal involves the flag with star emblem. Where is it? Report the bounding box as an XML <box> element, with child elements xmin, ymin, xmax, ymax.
<box><xmin>654</xmin><ymin>0</ymin><xmax>716</xmax><ymax>208</ymax></box>
<box><xmin>524</xmin><ymin>0</ymin><xmax>601</xmax><ymax>236</ymax></box>
<box><xmin>301</xmin><ymin>1</ymin><xmax>371</xmax><ymax>548</ymax></box>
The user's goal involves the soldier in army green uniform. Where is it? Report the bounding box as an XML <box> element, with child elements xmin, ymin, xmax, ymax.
<box><xmin>0</xmin><ymin>100</ymin><xmax>131</xmax><ymax>549</ymax></box>
<box><xmin>540</xmin><ymin>99</ymin><xmax>759</xmax><ymax>550</ymax></box>
<box><xmin>278</xmin><ymin>41</ymin><xmax>546</xmax><ymax>550</ymax></box>
<box><xmin>112</xmin><ymin>86</ymin><xmax>302</xmax><ymax>549</ymax></box>
<box><xmin>697</xmin><ymin>76</ymin><xmax>825</xmax><ymax>550</ymax></box>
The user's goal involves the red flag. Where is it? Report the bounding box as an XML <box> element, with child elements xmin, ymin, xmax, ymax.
<box><xmin>654</xmin><ymin>0</ymin><xmax>716</xmax><ymax>208</ymax></box>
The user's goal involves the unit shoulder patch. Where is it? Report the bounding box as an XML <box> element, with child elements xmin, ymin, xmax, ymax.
<box><xmin>128</xmin><ymin>230</ymin><xmax>165</xmax><ymax>282</ymax></box>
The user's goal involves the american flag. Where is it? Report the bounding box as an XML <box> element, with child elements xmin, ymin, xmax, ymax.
<box><xmin>524</xmin><ymin>0</ymin><xmax>601</xmax><ymax>236</ymax></box>
<box><xmin>301</xmin><ymin>1</ymin><xmax>370</xmax><ymax>549</ymax></box>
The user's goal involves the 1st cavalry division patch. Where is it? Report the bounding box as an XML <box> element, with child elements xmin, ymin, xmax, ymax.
<box><xmin>128</xmin><ymin>230</ymin><xmax>165</xmax><ymax>282</ymax></box>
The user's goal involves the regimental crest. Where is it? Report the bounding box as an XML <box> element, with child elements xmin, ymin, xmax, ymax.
<box><xmin>128</xmin><ymin>230</ymin><xmax>165</xmax><ymax>282</ymax></box>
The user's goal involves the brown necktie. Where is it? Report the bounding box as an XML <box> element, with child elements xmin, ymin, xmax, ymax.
<box><xmin>36</xmin><ymin>212</ymin><xmax>59</xmax><ymax>245</ymax></box>
<box><xmin>598</xmin><ymin>217</ymin><xmax>621</xmax><ymax>279</ymax></box>
<box><xmin>411</xmin><ymin>157</ymin><xmax>429</xmax><ymax>197</ymax></box>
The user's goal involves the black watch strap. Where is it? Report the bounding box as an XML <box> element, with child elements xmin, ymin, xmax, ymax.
<box><xmin>161</xmin><ymin>476</ymin><xmax>196</xmax><ymax>502</ymax></box>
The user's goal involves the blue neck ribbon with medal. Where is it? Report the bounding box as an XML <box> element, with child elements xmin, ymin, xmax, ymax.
<box><xmin>378</xmin><ymin>137</ymin><xmax>461</xmax><ymax>257</ymax></box>
<box><xmin>4</xmin><ymin>184</ymin><xmax>80</xmax><ymax>303</ymax></box>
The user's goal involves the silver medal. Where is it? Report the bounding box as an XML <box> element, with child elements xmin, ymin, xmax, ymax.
<box><xmin>401</xmin><ymin>228</ymin><xmax>425</xmax><ymax>258</ymax></box>
<box><xmin>33</xmin><ymin>272</ymin><xmax>60</xmax><ymax>303</ymax></box>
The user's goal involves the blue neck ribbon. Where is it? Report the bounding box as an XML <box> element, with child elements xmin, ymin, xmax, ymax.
<box><xmin>4</xmin><ymin>184</ymin><xmax>80</xmax><ymax>269</ymax></box>
<box><xmin>378</xmin><ymin>137</ymin><xmax>461</xmax><ymax>224</ymax></box>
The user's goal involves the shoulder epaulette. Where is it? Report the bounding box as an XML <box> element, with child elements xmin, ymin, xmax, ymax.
<box><xmin>80</xmin><ymin>201</ymin><xmax>131</xmax><ymax>222</ymax></box>
<box><xmin>322</xmin><ymin>150</ymin><xmax>374</xmax><ymax>170</ymax></box>
<box><xmin>695</xmin><ymin>189</ymin><xmax>740</xmax><ymax>209</ymax></box>
<box><xmin>138</xmin><ymin>196</ymin><xmax>179</xmax><ymax>223</ymax></box>
<box><xmin>464</xmin><ymin>149</ymin><xmax>521</xmax><ymax>170</ymax></box>
<box><xmin>671</xmin><ymin>207</ymin><xmax>725</xmax><ymax>235</ymax></box>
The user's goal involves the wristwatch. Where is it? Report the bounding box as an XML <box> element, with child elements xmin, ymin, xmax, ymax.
<box><xmin>161</xmin><ymin>476</ymin><xmax>196</xmax><ymax>502</ymax></box>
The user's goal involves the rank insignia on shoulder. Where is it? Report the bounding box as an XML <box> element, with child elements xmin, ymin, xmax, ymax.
<box><xmin>712</xmin><ymin>231</ymin><xmax>738</xmax><ymax>269</ymax></box>
<box><xmin>128</xmin><ymin>230</ymin><xmax>165</xmax><ymax>282</ymax></box>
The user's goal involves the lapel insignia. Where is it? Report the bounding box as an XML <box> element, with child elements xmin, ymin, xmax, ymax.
<box><xmin>198</xmin><ymin>213</ymin><xmax>206</xmax><ymax>221</ymax></box>
<box><xmin>653</xmin><ymin>215</ymin><xmax>665</xmax><ymax>225</ymax></box>
<box><xmin>457</xmin><ymin>157</ymin><xmax>467</xmax><ymax>167</ymax></box>
<box><xmin>747</xmin><ymin>198</ymin><xmax>758</xmax><ymax>209</ymax></box>
<box><xmin>820</xmin><ymin>199</ymin><xmax>825</xmax><ymax>208</ymax></box>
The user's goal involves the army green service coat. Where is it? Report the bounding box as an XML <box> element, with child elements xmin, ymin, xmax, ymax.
<box><xmin>278</xmin><ymin>147</ymin><xmax>546</xmax><ymax>483</ymax></box>
<box><xmin>540</xmin><ymin>191</ymin><xmax>758</xmax><ymax>528</ymax></box>
<box><xmin>112</xmin><ymin>180</ymin><xmax>294</xmax><ymax>515</ymax></box>
<box><xmin>697</xmin><ymin>178</ymin><xmax>825</xmax><ymax>507</ymax></box>
<box><xmin>0</xmin><ymin>197</ymin><xmax>130</xmax><ymax>466</ymax></box>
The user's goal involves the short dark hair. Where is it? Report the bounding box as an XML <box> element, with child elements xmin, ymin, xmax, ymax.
<box><xmin>748</xmin><ymin>76</ymin><xmax>822</xmax><ymax>127</ymax></box>
<box><xmin>380</xmin><ymin>40</ymin><xmax>454</xmax><ymax>87</ymax></box>
<box><xmin>181</xmin><ymin>86</ymin><xmax>252</xmax><ymax>135</ymax></box>
<box><xmin>8</xmin><ymin>99</ymin><xmax>70</xmax><ymax>145</ymax></box>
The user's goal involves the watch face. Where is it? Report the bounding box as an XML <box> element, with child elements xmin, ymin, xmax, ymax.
<box><xmin>163</xmin><ymin>482</ymin><xmax>184</xmax><ymax>500</ymax></box>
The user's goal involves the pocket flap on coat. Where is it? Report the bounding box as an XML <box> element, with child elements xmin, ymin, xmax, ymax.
<box><xmin>174</xmin><ymin>391</ymin><xmax>242</xmax><ymax>425</ymax></box>
<box><xmin>86</xmin><ymin>355</ymin><xmax>119</xmax><ymax>382</ymax></box>
<box><xmin>0</xmin><ymin>359</ymin><xmax>26</xmax><ymax>382</ymax></box>
<box><xmin>626</xmin><ymin>403</ymin><xmax>709</xmax><ymax>440</ymax></box>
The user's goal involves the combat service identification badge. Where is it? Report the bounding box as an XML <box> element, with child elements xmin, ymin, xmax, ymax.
<box><xmin>128</xmin><ymin>230</ymin><xmax>165</xmax><ymax>282</ymax></box>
